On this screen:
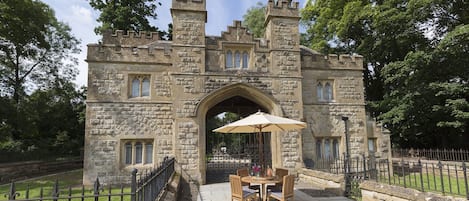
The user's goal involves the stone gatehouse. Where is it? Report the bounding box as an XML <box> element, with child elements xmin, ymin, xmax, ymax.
<box><xmin>83</xmin><ymin>0</ymin><xmax>391</xmax><ymax>185</ymax></box>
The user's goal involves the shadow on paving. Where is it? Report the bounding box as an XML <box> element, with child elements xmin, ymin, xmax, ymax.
<box><xmin>205</xmin><ymin>170</ymin><xmax>232</xmax><ymax>184</ymax></box>
<box><xmin>297</xmin><ymin>188</ymin><xmax>343</xmax><ymax>197</ymax></box>
<box><xmin>177</xmin><ymin>176</ymin><xmax>199</xmax><ymax>201</ymax></box>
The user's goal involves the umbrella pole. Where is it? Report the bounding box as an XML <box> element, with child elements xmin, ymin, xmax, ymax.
<box><xmin>258</xmin><ymin>129</ymin><xmax>264</xmax><ymax>176</ymax></box>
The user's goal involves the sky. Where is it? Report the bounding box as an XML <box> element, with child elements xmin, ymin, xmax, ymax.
<box><xmin>42</xmin><ymin>0</ymin><xmax>307</xmax><ymax>87</ymax></box>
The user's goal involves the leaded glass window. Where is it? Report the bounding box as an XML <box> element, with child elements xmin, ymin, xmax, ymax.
<box><xmin>135</xmin><ymin>142</ymin><xmax>143</xmax><ymax>164</ymax></box>
<box><xmin>125</xmin><ymin>142</ymin><xmax>132</xmax><ymax>164</ymax></box>
<box><xmin>131</xmin><ymin>78</ymin><xmax>140</xmax><ymax>97</ymax></box>
<box><xmin>145</xmin><ymin>143</ymin><xmax>153</xmax><ymax>164</ymax></box>
<box><xmin>235</xmin><ymin>51</ymin><xmax>241</xmax><ymax>67</ymax></box>
<box><xmin>226</xmin><ymin>51</ymin><xmax>233</xmax><ymax>68</ymax></box>
<box><xmin>242</xmin><ymin>52</ymin><xmax>249</xmax><ymax>68</ymax></box>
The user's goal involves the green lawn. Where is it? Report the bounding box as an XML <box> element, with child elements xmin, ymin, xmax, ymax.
<box><xmin>379</xmin><ymin>172</ymin><xmax>468</xmax><ymax>198</ymax></box>
<box><xmin>0</xmin><ymin>169</ymin><xmax>131</xmax><ymax>201</ymax></box>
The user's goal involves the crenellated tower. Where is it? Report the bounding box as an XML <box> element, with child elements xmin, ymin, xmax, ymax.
<box><xmin>264</xmin><ymin>0</ymin><xmax>304</xmax><ymax>169</ymax></box>
<box><xmin>171</xmin><ymin>0</ymin><xmax>207</xmax><ymax>73</ymax></box>
<box><xmin>264</xmin><ymin>0</ymin><xmax>301</xmax><ymax>76</ymax></box>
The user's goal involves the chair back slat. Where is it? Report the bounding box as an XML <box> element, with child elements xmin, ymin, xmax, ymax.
<box><xmin>229</xmin><ymin>175</ymin><xmax>243</xmax><ymax>199</ymax></box>
<box><xmin>237</xmin><ymin>168</ymin><xmax>250</xmax><ymax>186</ymax></box>
<box><xmin>275</xmin><ymin>168</ymin><xmax>289</xmax><ymax>188</ymax></box>
<box><xmin>282</xmin><ymin>174</ymin><xmax>295</xmax><ymax>198</ymax></box>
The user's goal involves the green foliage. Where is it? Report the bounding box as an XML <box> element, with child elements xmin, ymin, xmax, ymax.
<box><xmin>0</xmin><ymin>0</ymin><xmax>80</xmax><ymax>101</ymax></box>
<box><xmin>206</xmin><ymin>112</ymin><xmax>249</xmax><ymax>154</ymax></box>
<box><xmin>379</xmin><ymin>25</ymin><xmax>469</xmax><ymax>148</ymax></box>
<box><xmin>243</xmin><ymin>2</ymin><xmax>266</xmax><ymax>38</ymax></box>
<box><xmin>89</xmin><ymin>0</ymin><xmax>170</xmax><ymax>39</ymax></box>
<box><xmin>0</xmin><ymin>83</ymin><xmax>86</xmax><ymax>157</ymax></box>
<box><xmin>0</xmin><ymin>0</ymin><xmax>81</xmax><ymax>148</ymax></box>
<box><xmin>301</xmin><ymin>0</ymin><xmax>468</xmax><ymax>148</ymax></box>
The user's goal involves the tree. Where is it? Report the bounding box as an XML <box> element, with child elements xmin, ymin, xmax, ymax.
<box><xmin>301</xmin><ymin>0</ymin><xmax>431</xmax><ymax>105</ymax></box>
<box><xmin>380</xmin><ymin>25</ymin><xmax>469</xmax><ymax>148</ymax></box>
<box><xmin>23</xmin><ymin>82</ymin><xmax>86</xmax><ymax>154</ymax></box>
<box><xmin>89</xmin><ymin>0</ymin><xmax>168</xmax><ymax>38</ymax></box>
<box><xmin>0</xmin><ymin>0</ymin><xmax>80</xmax><ymax>140</ymax></box>
<box><xmin>243</xmin><ymin>2</ymin><xmax>266</xmax><ymax>38</ymax></box>
<box><xmin>301</xmin><ymin>0</ymin><xmax>469</xmax><ymax>148</ymax></box>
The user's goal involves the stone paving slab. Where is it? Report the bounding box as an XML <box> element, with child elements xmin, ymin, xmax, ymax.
<box><xmin>196</xmin><ymin>182</ymin><xmax>352</xmax><ymax>201</ymax></box>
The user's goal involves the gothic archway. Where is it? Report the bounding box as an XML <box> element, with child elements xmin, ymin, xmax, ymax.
<box><xmin>196</xmin><ymin>83</ymin><xmax>283</xmax><ymax>184</ymax></box>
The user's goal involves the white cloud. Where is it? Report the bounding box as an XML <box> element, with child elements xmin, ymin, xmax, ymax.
<box><xmin>70</xmin><ymin>5</ymin><xmax>94</xmax><ymax>25</ymax></box>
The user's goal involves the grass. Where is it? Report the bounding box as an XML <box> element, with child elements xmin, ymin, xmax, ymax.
<box><xmin>0</xmin><ymin>169</ymin><xmax>132</xmax><ymax>201</ymax></box>
<box><xmin>379</xmin><ymin>172</ymin><xmax>468</xmax><ymax>198</ymax></box>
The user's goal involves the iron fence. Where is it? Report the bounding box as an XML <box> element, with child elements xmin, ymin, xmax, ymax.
<box><xmin>3</xmin><ymin>157</ymin><xmax>175</xmax><ymax>201</ymax></box>
<box><xmin>393</xmin><ymin>148</ymin><xmax>469</xmax><ymax>162</ymax></box>
<box><xmin>310</xmin><ymin>155</ymin><xmax>469</xmax><ymax>199</ymax></box>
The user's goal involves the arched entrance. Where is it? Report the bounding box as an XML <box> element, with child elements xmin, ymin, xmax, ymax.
<box><xmin>196</xmin><ymin>83</ymin><xmax>282</xmax><ymax>184</ymax></box>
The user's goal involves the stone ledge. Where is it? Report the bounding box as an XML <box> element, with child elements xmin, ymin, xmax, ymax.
<box><xmin>298</xmin><ymin>168</ymin><xmax>344</xmax><ymax>183</ymax></box>
<box><xmin>360</xmin><ymin>181</ymin><xmax>467</xmax><ymax>201</ymax></box>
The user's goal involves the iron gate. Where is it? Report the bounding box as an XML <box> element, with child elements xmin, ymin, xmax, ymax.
<box><xmin>206</xmin><ymin>134</ymin><xmax>271</xmax><ymax>184</ymax></box>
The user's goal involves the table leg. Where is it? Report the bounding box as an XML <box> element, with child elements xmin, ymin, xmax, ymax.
<box><xmin>262</xmin><ymin>184</ymin><xmax>267</xmax><ymax>201</ymax></box>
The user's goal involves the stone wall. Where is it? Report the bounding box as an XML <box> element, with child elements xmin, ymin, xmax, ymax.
<box><xmin>83</xmin><ymin>102</ymin><xmax>173</xmax><ymax>185</ymax></box>
<box><xmin>298</xmin><ymin>168</ymin><xmax>344</xmax><ymax>194</ymax></box>
<box><xmin>360</xmin><ymin>181</ymin><xmax>467</xmax><ymax>201</ymax></box>
<box><xmin>0</xmin><ymin>159</ymin><xmax>82</xmax><ymax>184</ymax></box>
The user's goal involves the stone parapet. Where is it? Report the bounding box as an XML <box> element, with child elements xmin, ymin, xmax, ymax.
<box><xmin>266</xmin><ymin>0</ymin><xmax>300</xmax><ymax>20</ymax></box>
<box><xmin>87</xmin><ymin>42</ymin><xmax>172</xmax><ymax>64</ymax></box>
<box><xmin>102</xmin><ymin>30</ymin><xmax>160</xmax><ymax>46</ymax></box>
<box><xmin>301</xmin><ymin>47</ymin><xmax>364</xmax><ymax>70</ymax></box>
<box><xmin>171</xmin><ymin>0</ymin><xmax>206</xmax><ymax>13</ymax></box>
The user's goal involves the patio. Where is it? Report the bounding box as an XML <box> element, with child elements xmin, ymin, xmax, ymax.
<box><xmin>196</xmin><ymin>181</ymin><xmax>352</xmax><ymax>201</ymax></box>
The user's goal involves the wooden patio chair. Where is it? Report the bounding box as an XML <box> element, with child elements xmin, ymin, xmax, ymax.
<box><xmin>229</xmin><ymin>175</ymin><xmax>258</xmax><ymax>201</ymax></box>
<box><xmin>268</xmin><ymin>174</ymin><xmax>295</xmax><ymax>201</ymax></box>
<box><xmin>237</xmin><ymin>167</ymin><xmax>261</xmax><ymax>193</ymax></box>
<box><xmin>267</xmin><ymin>167</ymin><xmax>288</xmax><ymax>191</ymax></box>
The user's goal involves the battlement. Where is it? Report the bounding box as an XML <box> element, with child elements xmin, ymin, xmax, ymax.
<box><xmin>325</xmin><ymin>54</ymin><xmax>363</xmax><ymax>69</ymax></box>
<box><xmin>300</xmin><ymin>47</ymin><xmax>363</xmax><ymax>69</ymax></box>
<box><xmin>171</xmin><ymin>0</ymin><xmax>205</xmax><ymax>12</ymax></box>
<box><xmin>266</xmin><ymin>0</ymin><xmax>300</xmax><ymax>19</ymax></box>
<box><xmin>87</xmin><ymin>41</ymin><xmax>172</xmax><ymax>64</ymax></box>
<box><xmin>102</xmin><ymin>30</ymin><xmax>160</xmax><ymax>46</ymax></box>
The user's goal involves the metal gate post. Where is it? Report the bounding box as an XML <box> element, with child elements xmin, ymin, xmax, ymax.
<box><xmin>342</xmin><ymin>116</ymin><xmax>351</xmax><ymax>197</ymax></box>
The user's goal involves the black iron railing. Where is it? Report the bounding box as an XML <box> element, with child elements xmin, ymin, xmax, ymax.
<box><xmin>4</xmin><ymin>157</ymin><xmax>175</xmax><ymax>201</ymax></box>
<box><xmin>393</xmin><ymin>148</ymin><xmax>469</xmax><ymax>162</ymax></box>
<box><xmin>135</xmin><ymin>157</ymin><xmax>175</xmax><ymax>201</ymax></box>
<box><xmin>310</xmin><ymin>155</ymin><xmax>469</xmax><ymax>199</ymax></box>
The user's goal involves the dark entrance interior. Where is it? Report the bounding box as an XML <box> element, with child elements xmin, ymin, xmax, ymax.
<box><xmin>205</xmin><ymin>96</ymin><xmax>272</xmax><ymax>184</ymax></box>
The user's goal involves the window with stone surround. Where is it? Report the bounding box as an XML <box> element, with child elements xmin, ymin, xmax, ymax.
<box><xmin>317</xmin><ymin>80</ymin><xmax>334</xmax><ymax>102</ymax></box>
<box><xmin>315</xmin><ymin>137</ymin><xmax>340</xmax><ymax>159</ymax></box>
<box><xmin>122</xmin><ymin>139</ymin><xmax>153</xmax><ymax>166</ymax></box>
<box><xmin>129</xmin><ymin>75</ymin><xmax>150</xmax><ymax>98</ymax></box>
<box><xmin>225</xmin><ymin>48</ymin><xmax>250</xmax><ymax>69</ymax></box>
<box><xmin>368</xmin><ymin>138</ymin><xmax>377</xmax><ymax>153</ymax></box>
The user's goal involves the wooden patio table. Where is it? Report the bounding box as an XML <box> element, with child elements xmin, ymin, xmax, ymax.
<box><xmin>241</xmin><ymin>176</ymin><xmax>282</xmax><ymax>201</ymax></box>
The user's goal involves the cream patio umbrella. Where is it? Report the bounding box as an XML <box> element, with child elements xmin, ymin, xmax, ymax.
<box><xmin>212</xmin><ymin>111</ymin><xmax>306</xmax><ymax>173</ymax></box>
